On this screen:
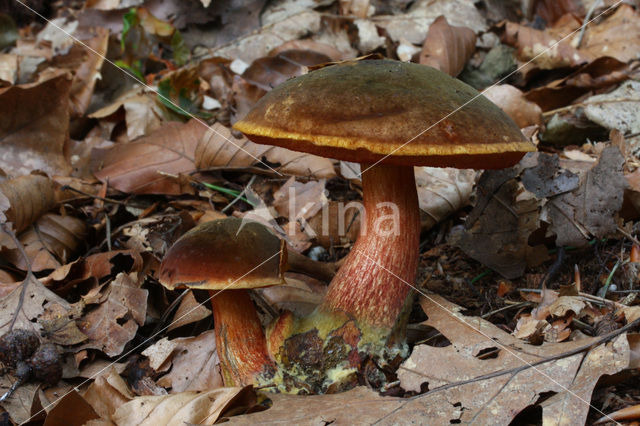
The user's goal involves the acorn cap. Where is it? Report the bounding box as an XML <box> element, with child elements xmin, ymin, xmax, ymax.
<box><xmin>233</xmin><ymin>59</ymin><xmax>535</xmax><ymax>169</ymax></box>
<box><xmin>158</xmin><ymin>218</ymin><xmax>287</xmax><ymax>291</ymax></box>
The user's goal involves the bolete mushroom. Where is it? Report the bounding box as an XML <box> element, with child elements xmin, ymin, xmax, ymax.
<box><xmin>158</xmin><ymin>218</ymin><xmax>287</xmax><ymax>386</ymax></box>
<box><xmin>233</xmin><ymin>60</ymin><xmax>536</xmax><ymax>365</ymax></box>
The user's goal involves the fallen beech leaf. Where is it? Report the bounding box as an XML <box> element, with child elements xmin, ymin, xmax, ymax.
<box><xmin>155</xmin><ymin>330</ymin><xmax>223</xmax><ymax>393</ymax></box>
<box><xmin>195</xmin><ymin>123</ymin><xmax>336</xmax><ymax>179</ymax></box>
<box><xmin>272</xmin><ymin>178</ymin><xmax>327</xmax><ymax>221</ymax></box>
<box><xmin>397</xmin><ymin>295</ymin><xmax>629</xmax><ymax>424</ymax></box>
<box><xmin>43</xmin><ymin>389</ymin><xmax>100</xmax><ymax>426</ymax></box>
<box><xmin>525</xmin><ymin>56</ymin><xmax>630</xmax><ymax>112</ymax></box>
<box><xmin>167</xmin><ymin>290</ymin><xmax>211</xmax><ymax>332</ymax></box>
<box><xmin>92</xmin><ymin>120</ymin><xmax>204</xmax><ymax>195</ymax></box>
<box><xmin>69</xmin><ymin>27</ymin><xmax>109</xmax><ymax>116</ymax></box>
<box><xmin>533</xmin><ymin>0</ymin><xmax>585</xmax><ymax>25</ymax></box>
<box><xmin>547</xmin><ymin>296</ymin><xmax>586</xmax><ymax>317</ymax></box>
<box><xmin>451</xmin><ymin>169</ymin><xmax>547</xmax><ymax>279</ymax></box>
<box><xmin>482</xmin><ymin>84</ymin><xmax>542</xmax><ymax>128</ymax></box>
<box><xmin>78</xmin><ymin>273</ymin><xmax>148</xmax><ymax>356</ymax></box>
<box><xmin>420</xmin><ymin>15</ymin><xmax>476</xmax><ymax>77</ymax></box>
<box><xmin>377</xmin><ymin>0</ymin><xmax>486</xmax><ymax>46</ymax></box>
<box><xmin>305</xmin><ymin>201</ymin><xmax>361</xmax><ymax>249</ymax></box>
<box><xmin>0</xmin><ymin>380</ymin><xmax>39</xmax><ymax>424</ymax></box>
<box><xmin>270</xmin><ymin>40</ymin><xmax>350</xmax><ymax>62</ymax></box>
<box><xmin>3</xmin><ymin>213</ymin><xmax>87</xmax><ymax>272</ymax></box>
<box><xmin>548</xmin><ymin>146</ymin><xmax>626</xmax><ymax>247</ymax></box>
<box><xmin>502</xmin><ymin>5</ymin><xmax>640</xmax><ymax>70</ymax></box>
<box><xmin>0</xmin><ymin>174</ymin><xmax>56</xmax><ymax>235</ymax></box>
<box><xmin>213</xmin><ymin>11</ymin><xmax>321</xmax><ymax>64</ymax></box>
<box><xmin>0</xmin><ymin>73</ymin><xmax>72</xmax><ymax>176</ymax></box>
<box><xmin>583</xmin><ymin>80</ymin><xmax>640</xmax><ymax>135</ymax></box>
<box><xmin>0</xmin><ymin>274</ymin><xmax>73</xmax><ymax>351</ymax></box>
<box><xmin>82</xmin><ymin>367</ymin><xmax>135</xmax><ymax>422</ymax></box>
<box><xmin>113</xmin><ymin>387</ymin><xmax>251</xmax><ymax>425</ymax></box>
<box><xmin>142</xmin><ymin>337</ymin><xmax>178</xmax><ymax>371</ymax></box>
<box><xmin>415</xmin><ymin>167</ymin><xmax>476</xmax><ymax>232</ymax></box>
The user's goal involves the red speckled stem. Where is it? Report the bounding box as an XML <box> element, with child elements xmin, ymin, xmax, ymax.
<box><xmin>211</xmin><ymin>290</ymin><xmax>274</xmax><ymax>386</ymax></box>
<box><xmin>321</xmin><ymin>164</ymin><xmax>420</xmax><ymax>330</ymax></box>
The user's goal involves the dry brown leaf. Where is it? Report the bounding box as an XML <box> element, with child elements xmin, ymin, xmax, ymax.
<box><xmin>43</xmin><ymin>389</ymin><xmax>100</xmax><ymax>426</ymax></box>
<box><xmin>548</xmin><ymin>146</ymin><xmax>626</xmax><ymax>247</ymax></box>
<box><xmin>89</xmin><ymin>87</ymin><xmax>165</xmax><ymax>142</ymax></box>
<box><xmin>0</xmin><ymin>275</ymin><xmax>71</xmax><ymax>336</ymax></box>
<box><xmin>451</xmin><ymin>168</ymin><xmax>547</xmax><ymax>279</ymax></box>
<box><xmin>583</xmin><ymin>80</ymin><xmax>640</xmax><ymax>135</ymax></box>
<box><xmin>213</xmin><ymin>11</ymin><xmax>322</xmax><ymax>64</ymax></box>
<box><xmin>415</xmin><ymin>167</ymin><xmax>476</xmax><ymax>232</ymax></box>
<box><xmin>0</xmin><ymin>380</ymin><xmax>40</xmax><ymax>424</ymax></box>
<box><xmin>195</xmin><ymin>123</ymin><xmax>336</xmax><ymax>179</ymax></box>
<box><xmin>272</xmin><ymin>178</ymin><xmax>326</xmax><ymax>221</ymax></box>
<box><xmin>502</xmin><ymin>5</ymin><xmax>640</xmax><ymax>70</ymax></box>
<box><xmin>92</xmin><ymin>120</ymin><xmax>204</xmax><ymax>195</ymax></box>
<box><xmin>155</xmin><ymin>330</ymin><xmax>224</xmax><ymax>393</ymax></box>
<box><xmin>270</xmin><ymin>40</ymin><xmax>349</xmax><ymax>62</ymax></box>
<box><xmin>306</xmin><ymin>201</ymin><xmax>361</xmax><ymax>249</ymax></box>
<box><xmin>258</xmin><ymin>272</ymin><xmax>326</xmax><ymax>317</ymax></box>
<box><xmin>167</xmin><ymin>290</ymin><xmax>211</xmax><ymax>332</ymax></box>
<box><xmin>78</xmin><ymin>273</ymin><xmax>148</xmax><ymax>356</ymax></box>
<box><xmin>69</xmin><ymin>27</ymin><xmax>109</xmax><ymax>117</ymax></box>
<box><xmin>533</xmin><ymin>0</ymin><xmax>585</xmax><ymax>24</ymax></box>
<box><xmin>525</xmin><ymin>56</ymin><xmax>630</xmax><ymax>112</ymax></box>
<box><xmin>82</xmin><ymin>367</ymin><xmax>135</xmax><ymax>422</ymax></box>
<box><xmin>0</xmin><ymin>174</ymin><xmax>56</xmax><ymax>238</ymax></box>
<box><xmin>420</xmin><ymin>15</ymin><xmax>476</xmax><ymax>77</ymax></box>
<box><xmin>3</xmin><ymin>213</ymin><xmax>87</xmax><ymax>272</ymax></box>
<box><xmin>112</xmin><ymin>387</ymin><xmax>252</xmax><ymax>426</ymax></box>
<box><xmin>0</xmin><ymin>73</ymin><xmax>72</xmax><ymax>176</ymax></box>
<box><xmin>397</xmin><ymin>295</ymin><xmax>629</xmax><ymax>424</ymax></box>
<box><xmin>482</xmin><ymin>84</ymin><xmax>543</xmax><ymax>128</ymax></box>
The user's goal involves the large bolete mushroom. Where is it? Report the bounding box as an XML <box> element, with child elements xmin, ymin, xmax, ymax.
<box><xmin>158</xmin><ymin>218</ymin><xmax>287</xmax><ymax>386</ymax></box>
<box><xmin>233</xmin><ymin>59</ymin><xmax>536</xmax><ymax>386</ymax></box>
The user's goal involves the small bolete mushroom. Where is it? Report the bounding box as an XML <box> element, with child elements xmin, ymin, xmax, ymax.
<box><xmin>233</xmin><ymin>60</ymin><xmax>535</xmax><ymax>353</ymax></box>
<box><xmin>158</xmin><ymin>218</ymin><xmax>287</xmax><ymax>386</ymax></box>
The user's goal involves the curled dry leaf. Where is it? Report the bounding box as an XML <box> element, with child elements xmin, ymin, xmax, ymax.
<box><xmin>0</xmin><ymin>174</ymin><xmax>56</xmax><ymax>236</ymax></box>
<box><xmin>69</xmin><ymin>27</ymin><xmax>109</xmax><ymax>117</ymax></box>
<box><xmin>78</xmin><ymin>273</ymin><xmax>148</xmax><ymax>357</ymax></box>
<box><xmin>112</xmin><ymin>386</ymin><xmax>253</xmax><ymax>426</ymax></box>
<box><xmin>482</xmin><ymin>84</ymin><xmax>542</xmax><ymax>128</ymax></box>
<box><xmin>415</xmin><ymin>167</ymin><xmax>476</xmax><ymax>231</ymax></box>
<box><xmin>195</xmin><ymin>123</ymin><xmax>336</xmax><ymax>179</ymax></box>
<box><xmin>82</xmin><ymin>367</ymin><xmax>135</xmax><ymax>422</ymax></box>
<box><xmin>3</xmin><ymin>213</ymin><xmax>87</xmax><ymax>272</ymax></box>
<box><xmin>0</xmin><ymin>72</ymin><xmax>72</xmax><ymax>177</ymax></box>
<box><xmin>420</xmin><ymin>15</ymin><xmax>476</xmax><ymax>77</ymax></box>
<box><xmin>92</xmin><ymin>120</ymin><xmax>204</xmax><ymax>195</ymax></box>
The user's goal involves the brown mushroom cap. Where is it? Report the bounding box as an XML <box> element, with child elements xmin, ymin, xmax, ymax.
<box><xmin>233</xmin><ymin>59</ymin><xmax>536</xmax><ymax>169</ymax></box>
<box><xmin>158</xmin><ymin>218</ymin><xmax>287</xmax><ymax>291</ymax></box>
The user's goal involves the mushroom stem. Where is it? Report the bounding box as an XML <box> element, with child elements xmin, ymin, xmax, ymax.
<box><xmin>210</xmin><ymin>289</ymin><xmax>274</xmax><ymax>386</ymax></box>
<box><xmin>320</xmin><ymin>164</ymin><xmax>420</xmax><ymax>331</ymax></box>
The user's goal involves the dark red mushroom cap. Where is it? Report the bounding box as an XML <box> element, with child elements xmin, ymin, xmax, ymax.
<box><xmin>158</xmin><ymin>218</ymin><xmax>287</xmax><ymax>291</ymax></box>
<box><xmin>233</xmin><ymin>59</ymin><xmax>535</xmax><ymax>169</ymax></box>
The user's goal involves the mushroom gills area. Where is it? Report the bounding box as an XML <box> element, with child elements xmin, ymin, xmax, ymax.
<box><xmin>210</xmin><ymin>289</ymin><xmax>275</xmax><ymax>386</ymax></box>
<box><xmin>321</xmin><ymin>163</ymin><xmax>420</xmax><ymax>331</ymax></box>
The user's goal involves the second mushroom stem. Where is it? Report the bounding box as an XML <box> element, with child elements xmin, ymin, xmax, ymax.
<box><xmin>210</xmin><ymin>289</ymin><xmax>274</xmax><ymax>386</ymax></box>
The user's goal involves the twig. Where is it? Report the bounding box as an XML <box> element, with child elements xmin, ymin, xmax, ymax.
<box><xmin>59</xmin><ymin>185</ymin><xmax>127</xmax><ymax>205</ymax></box>
<box><xmin>577</xmin><ymin>0</ymin><xmax>603</xmax><ymax>48</ymax></box>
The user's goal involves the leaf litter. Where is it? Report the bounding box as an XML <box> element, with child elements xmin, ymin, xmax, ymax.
<box><xmin>1</xmin><ymin>0</ymin><xmax>640</xmax><ymax>424</ymax></box>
